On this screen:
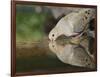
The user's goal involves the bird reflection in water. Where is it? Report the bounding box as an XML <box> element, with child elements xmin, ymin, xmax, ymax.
<box><xmin>48</xmin><ymin>35</ymin><xmax>95</xmax><ymax>69</ymax></box>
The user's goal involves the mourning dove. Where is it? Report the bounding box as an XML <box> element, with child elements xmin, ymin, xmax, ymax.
<box><xmin>49</xmin><ymin>8</ymin><xmax>95</xmax><ymax>41</ymax></box>
<box><xmin>49</xmin><ymin>41</ymin><xmax>95</xmax><ymax>68</ymax></box>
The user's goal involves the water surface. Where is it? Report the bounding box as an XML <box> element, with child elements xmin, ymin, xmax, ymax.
<box><xmin>16</xmin><ymin>37</ymin><xmax>96</xmax><ymax>74</ymax></box>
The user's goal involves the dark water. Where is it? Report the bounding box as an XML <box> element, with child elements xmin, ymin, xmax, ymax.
<box><xmin>16</xmin><ymin>37</ymin><xmax>96</xmax><ymax>74</ymax></box>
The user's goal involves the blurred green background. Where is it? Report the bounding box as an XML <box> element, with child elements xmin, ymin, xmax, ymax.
<box><xmin>16</xmin><ymin>5</ymin><xmax>52</xmax><ymax>43</ymax></box>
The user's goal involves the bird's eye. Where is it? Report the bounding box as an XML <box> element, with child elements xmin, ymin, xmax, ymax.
<box><xmin>85</xmin><ymin>58</ymin><xmax>88</xmax><ymax>62</ymax></box>
<box><xmin>52</xmin><ymin>45</ymin><xmax>55</xmax><ymax>47</ymax></box>
<box><xmin>52</xmin><ymin>34</ymin><xmax>54</xmax><ymax>37</ymax></box>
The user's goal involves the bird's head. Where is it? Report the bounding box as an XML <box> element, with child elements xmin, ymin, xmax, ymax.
<box><xmin>48</xmin><ymin>28</ymin><xmax>59</xmax><ymax>41</ymax></box>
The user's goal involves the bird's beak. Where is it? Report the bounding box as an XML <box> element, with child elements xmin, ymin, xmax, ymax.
<box><xmin>48</xmin><ymin>37</ymin><xmax>53</xmax><ymax>42</ymax></box>
<box><xmin>52</xmin><ymin>38</ymin><xmax>56</xmax><ymax>42</ymax></box>
<box><xmin>51</xmin><ymin>39</ymin><xmax>53</xmax><ymax>41</ymax></box>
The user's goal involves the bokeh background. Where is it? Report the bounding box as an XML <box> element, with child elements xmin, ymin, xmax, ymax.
<box><xmin>16</xmin><ymin>5</ymin><xmax>48</xmax><ymax>42</ymax></box>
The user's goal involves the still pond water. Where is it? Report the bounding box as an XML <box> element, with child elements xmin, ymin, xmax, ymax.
<box><xmin>16</xmin><ymin>37</ymin><xmax>96</xmax><ymax>74</ymax></box>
